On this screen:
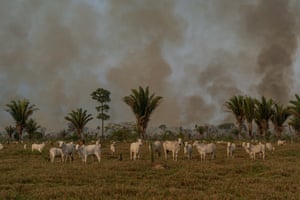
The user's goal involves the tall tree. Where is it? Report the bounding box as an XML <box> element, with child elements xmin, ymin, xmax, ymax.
<box><xmin>254</xmin><ymin>96</ymin><xmax>274</xmax><ymax>139</ymax></box>
<box><xmin>224</xmin><ymin>95</ymin><xmax>245</xmax><ymax>139</ymax></box>
<box><xmin>5</xmin><ymin>99</ymin><xmax>38</xmax><ymax>141</ymax></box>
<box><xmin>270</xmin><ymin>103</ymin><xmax>291</xmax><ymax>139</ymax></box>
<box><xmin>65</xmin><ymin>108</ymin><xmax>93</xmax><ymax>138</ymax></box>
<box><xmin>91</xmin><ymin>88</ymin><xmax>111</xmax><ymax>138</ymax></box>
<box><xmin>123</xmin><ymin>86</ymin><xmax>163</xmax><ymax>139</ymax></box>
<box><xmin>243</xmin><ymin>96</ymin><xmax>256</xmax><ymax>139</ymax></box>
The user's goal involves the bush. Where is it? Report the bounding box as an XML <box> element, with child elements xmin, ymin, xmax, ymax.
<box><xmin>109</xmin><ymin>129</ymin><xmax>137</xmax><ymax>141</ymax></box>
<box><xmin>26</xmin><ymin>132</ymin><xmax>43</xmax><ymax>140</ymax></box>
<box><xmin>230</xmin><ymin>128</ymin><xmax>240</xmax><ymax>140</ymax></box>
<box><xmin>161</xmin><ymin>130</ymin><xmax>176</xmax><ymax>141</ymax></box>
<box><xmin>64</xmin><ymin>134</ymin><xmax>81</xmax><ymax>141</ymax></box>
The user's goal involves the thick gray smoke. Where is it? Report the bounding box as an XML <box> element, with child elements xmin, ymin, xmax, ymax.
<box><xmin>241</xmin><ymin>0</ymin><xmax>298</xmax><ymax>104</ymax></box>
<box><xmin>0</xmin><ymin>0</ymin><xmax>299</xmax><ymax>132</ymax></box>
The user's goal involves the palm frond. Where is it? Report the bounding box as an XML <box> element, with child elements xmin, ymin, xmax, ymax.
<box><xmin>123</xmin><ymin>86</ymin><xmax>162</xmax><ymax>138</ymax></box>
<box><xmin>65</xmin><ymin>108</ymin><xmax>93</xmax><ymax>136</ymax></box>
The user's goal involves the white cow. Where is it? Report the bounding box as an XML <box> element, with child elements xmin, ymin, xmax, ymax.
<box><xmin>277</xmin><ymin>139</ymin><xmax>286</xmax><ymax>146</ymax></box>
<box><xmin>162</xmin><ymin>138</ymin><xmax>183</xmax><ymax>161</ymax></box>
<box><xmin>76</xmin><ymin>143</ymin><xmax>101</xmax><ymax>164</ymax></box>
<box><xmin>32</xmin><ymin>142</ymin><xmax>46</xmax><ymax>153</ymax></box>
<box><xmin>265</xmin><ymin>142</ymin><xmax>275</xmax><ymax>153</ymax></box>
<box><xmin>227</xmin><ymin>142</ymin><xmax>236</xmax><ymax>158</ymax></box>
<box><xmin>57</xmin><ymin>140</ymin><xmax>65</xmax><ymax>147</ymax></box>
<box><xmin>193</xmin><ymin>141</ymin><xmax>216</xmax><ymax>160</ymax></box>
<box><xmin>242</xmin><ymin>142</ymin><xmax>265</xmax><ymax>160</ymax></box>
<box><xmin>110</xmin><ymin>141</ymin><xmax>116</xmax><ymax>155</ymax></box>
<box><xmin>130</xmin><ymin>139</ymin><xmax>143</xmax><ymax>160</ymax></box>
<box><xmin>184</xmin><ymin>141</ymin><xmax>193</xmax><ymax>160</ymax></box>
<box><xmin>49</xmin><ymin>147</ymin><xmax>64</xmax><ymax>163</ymax></box>
<box><xmin>60</xmin><ymin>142</ymin><xmax>76</xmax><ymax>162</ymax></box>
<box><xmin>149</xmin><ymin>140</ymin><xmax>163</xmax><ymax>158</ymax></box>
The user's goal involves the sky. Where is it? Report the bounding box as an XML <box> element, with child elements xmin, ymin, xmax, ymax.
<box><xmin>1</xmin><ymin>0</ymin><xmax>300</xmax><ymax>133</ymax></box>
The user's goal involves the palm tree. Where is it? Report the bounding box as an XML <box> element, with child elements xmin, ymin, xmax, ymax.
<box><xmin>5</xmin><ymin>99</ymin><xmax>38</xmax><ymax>141</ymax></box>
<box><xmin>254</xmin><ymin>96</ymin><xmax>274</xmax><ymax>139</ymax></box>
<box><xmin>65</xmin><ymin>108</ymin><xmax>93</xmax><ymax>138</ymax></box>
<box><xmin>243</xmin><ymin>96</ymin><xmax>256</xmax><ymax>139</ymax></box>
<box><xmin>288</xmin><ymin>117</ymin><xmax>300</xmax><ymax>136</ymax></box>
<box><xmin>270</xmin><ymin>103</ymin><xmax>291</xmax><ymax>139</ymax></box>
<box><xmin>224</xmin><ymin>95</ymin><xmax>244</xmax><ymax>139</ymax></box>
<box><xmin>289</xmin><ymin>94</ymin><xmax>300</xmax><ymax>118</ymax></box>
<box><xmin>288</xmin><ymin>94</ymin><xmax>300</xmax><ymax>136</ymax></box>
<box><xmin>123</xmin><ymin>86</ymin><xmax>163</xmax><ymax>139</ymax></box>
<box><xmin>26</xmin><ymin>118</ymin><xmax>41</xmax><ymax>139</ymax></box>
<box><xmin>5</xmin><ymin>125</ymin><xmax>16</xmax><ymax>142</ymax></box>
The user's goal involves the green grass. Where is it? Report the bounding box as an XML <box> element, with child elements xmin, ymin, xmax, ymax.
<box><xmin>0</xmin><ymin>142</ymin><xmax>300</xmax><ymax>199</ymax></box>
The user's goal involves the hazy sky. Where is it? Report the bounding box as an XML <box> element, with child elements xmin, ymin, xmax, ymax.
<box><xmin>1</xmin><ymin>0</ymin><xmax>300</xmax><ymax>132</ymax></box>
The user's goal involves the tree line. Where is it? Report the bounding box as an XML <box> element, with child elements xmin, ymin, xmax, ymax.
<box><xmin>225</xmin><ymin>94</ymin><xmax>300</xmax><ymax>140</ymax></box>
<box><xmin>4</xmin><ymin>85</ymin><xmax>300</xmax><ymax>142</ymax></box>
<box><xmin>4</xmin><ymin>86</ymin><xmax>162</xmax><ymax>141</ymax></box>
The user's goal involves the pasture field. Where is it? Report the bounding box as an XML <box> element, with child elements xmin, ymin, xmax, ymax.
<box><xmin>0</xmin><ymin>141</ymin><xmax>300</xmax><ymax>200</ymax></box>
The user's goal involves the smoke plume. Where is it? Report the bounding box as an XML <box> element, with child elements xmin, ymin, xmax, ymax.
<box><xmin>0</xmin><ymin>0</ymin><xmax>299</xmax><ymax>132</ymax></box>
<box><xmin>241</xmin><ymin>0</ymin><xmax>298</xmax><ymax>104</ymax></box>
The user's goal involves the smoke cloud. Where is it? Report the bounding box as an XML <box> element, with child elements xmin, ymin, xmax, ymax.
<box><xmin>0</xmin><ymin>0</ymin><xmax>299</xmax><ymax>132</ymax></box>
<box><xmin>241</xmin><ymin>0</ymin><xmax>298</xmax><ymax>104</ymax></box>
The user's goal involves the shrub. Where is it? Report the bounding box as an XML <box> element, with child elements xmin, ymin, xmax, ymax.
<box><xmin>109</xmin><ymin>129</ymin><xmax>137</xmax><ymax>141</ymax></box>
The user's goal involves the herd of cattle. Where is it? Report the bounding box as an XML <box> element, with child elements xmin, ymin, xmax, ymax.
<box><xmin>0</xmin><ymin>138</ymin><xmax>287</xmax><ymax>163</ymax></box>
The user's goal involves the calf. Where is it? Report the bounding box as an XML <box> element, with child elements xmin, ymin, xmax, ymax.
<box><xmin>31</xmin><ymin>142</ymin><xmax>45</xmax><ymax>153</ymax></box>
<box><xmin>49</xmin><ymin>147</ymin><xmax>64</xmax><ymax>163</ymax></box>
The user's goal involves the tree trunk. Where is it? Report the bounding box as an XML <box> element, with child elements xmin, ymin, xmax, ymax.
<box><xmin>238</xmin><ymin>123</ymin><xmax>241</xmax><ymax>140</ymax></box>
<box><xmin>140</xmin><ymin>126</ymin><xmax>146</xmax><ymax>139</ymax></box>
<box><xmin>137</xmin><ymin>119</ymin><xmax>146</xmax><ymax>139</ymax></box>
<box><xmin>77</xmin><ymin>129</ymin><xmax>82</xmax><ymax>139</ymax></box>
<box><xmin>257</xmin><ymin>124</ymin><xmax>263</xmax><ymax>139</ymax></box>
<box><xmin>276</xmin><ymin>126</ymin><xmax>283</xmax><ymax>139</ymax></box>
<box><xmin>101</xmin><ymin>119</ymin><xmax>104</xmax><ymax>139</ymax></box>
<box><xmin>237</xmin><ymin>118</ymin><xmax>243</xmax><ymax>140</ymax></box>
<box><xmin>276</xmin><ymin>129</ymin><xmax>281</xmax><ymax>139</ymax></box>
<box><xmin>262</xmin><ymin>120</ymin><xmax>268</xmax><ymax>140</ymax></box>
<box><xmin>101</xmin><ymin>103</ymin><xmax>104</xmax><ymax>139</ymax></box>
<box><xmin>247</xmin><ymin>121</ymin><xmax>253</xmax><ymax>139</ymax></box>
<box><xmin>236</xmin><ymin>117</ymin><xmax>243</xmax><ymax>140</ymax></box>
<box><xmin>16</xmin><ymin>124</ymin><xmax>22</xmax><ymax>141</ymax></box>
